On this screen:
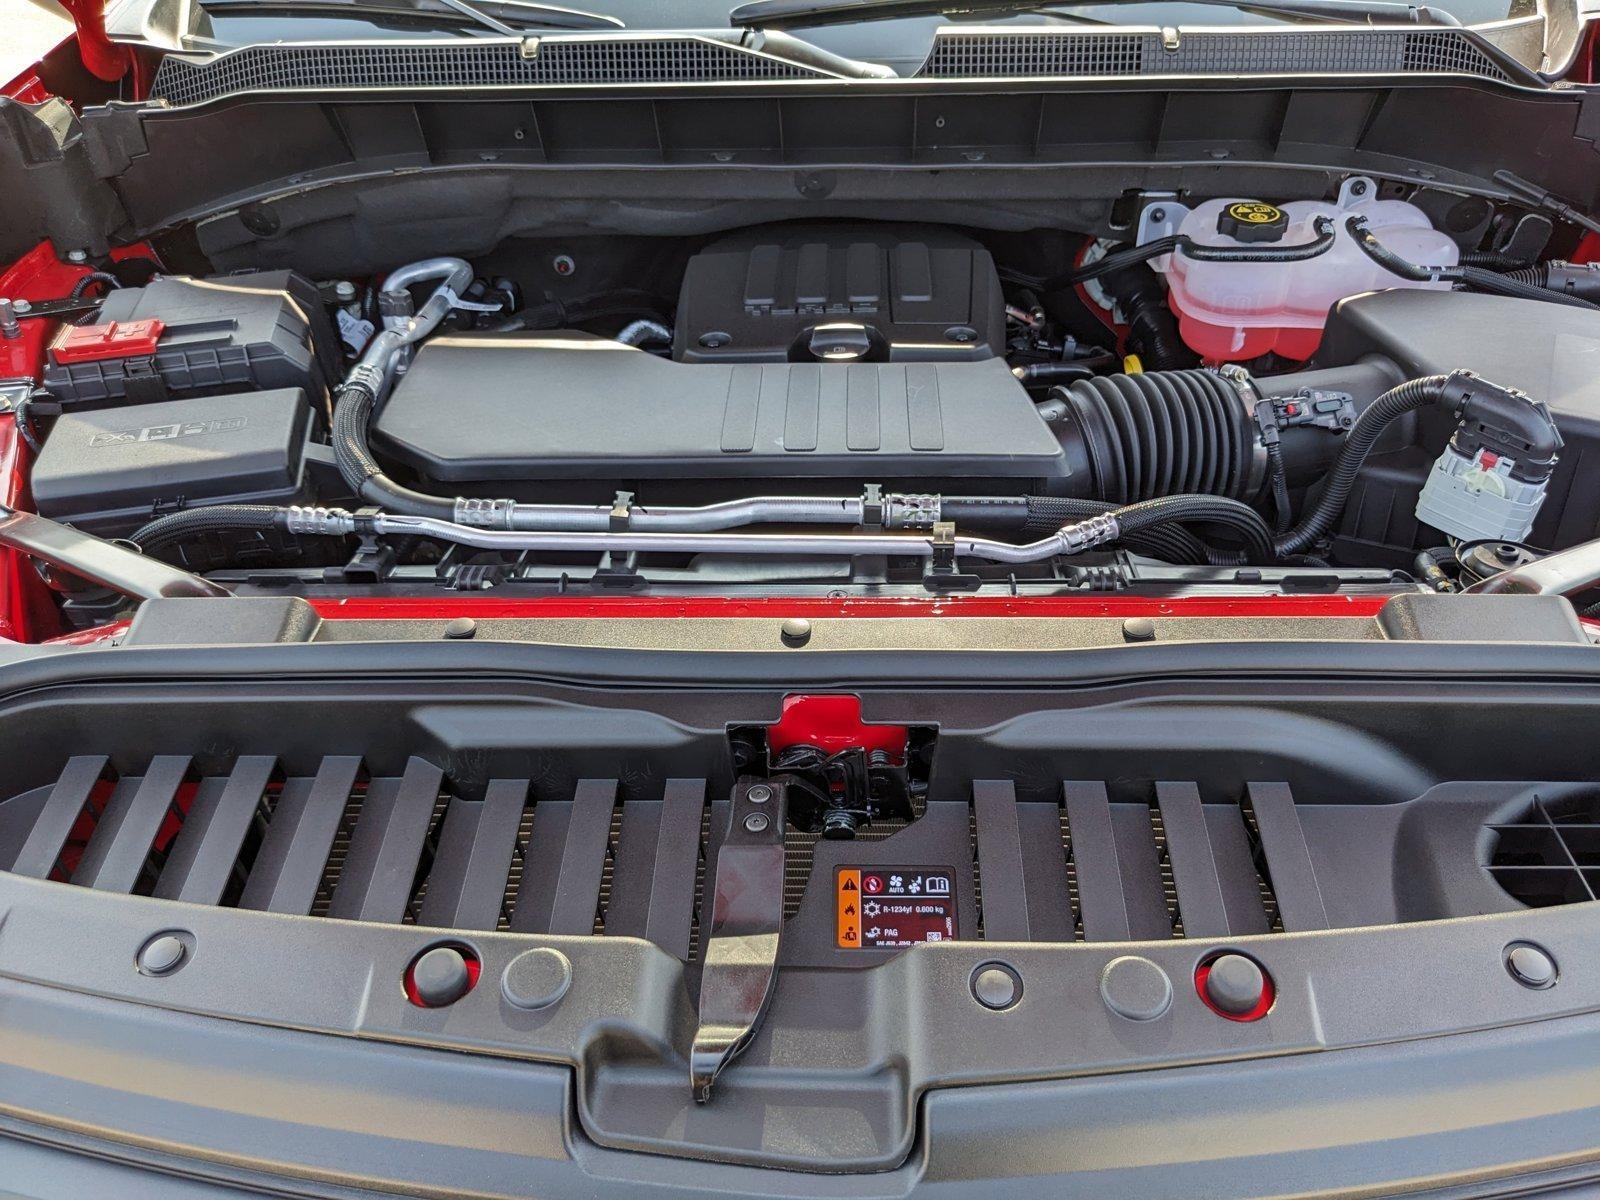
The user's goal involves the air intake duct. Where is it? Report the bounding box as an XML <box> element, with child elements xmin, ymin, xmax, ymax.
<box><xmin>1039</xmin><ymin>363</ymin><xmax>1402</xmax><ymax>506</ymax></box>
<box><xmin>1042</xmin><ymin>370</ymin><xmax>1263</xmax><ymax>504</ymax></box>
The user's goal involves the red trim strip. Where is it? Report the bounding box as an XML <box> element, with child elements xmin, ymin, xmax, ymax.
<box><xmin>305</xmin><ymin>594</ymin><xmax>1391</xmax><ymax>621</ymax></box>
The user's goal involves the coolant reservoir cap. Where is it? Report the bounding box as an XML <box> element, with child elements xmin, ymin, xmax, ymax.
<box><xmin>1217</xmin><ymin>201</ymin><xmax>1289</xmax><ymax>244</ymax></box>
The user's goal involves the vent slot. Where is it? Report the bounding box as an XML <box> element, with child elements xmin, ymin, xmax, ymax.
<box><xmin>1489</xmin><ymin>793</ymin><xmax>1600</xmax><ymax>908</ymax></box>
<box><xmin>150</xmin><ymin>37</ymin><xmax>831</xmax><ymax>107</ymax></box>
<box><xmin>919</xmin><ymin>28</ymin><xmax>1510</xmax><ymax>83</ymax></box>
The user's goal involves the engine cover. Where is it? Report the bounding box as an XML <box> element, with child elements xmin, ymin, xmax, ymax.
<box><xmin>371</xmin><ymin>333</ymin><xmax>1065</xmax><ymax>484</ymax></box>
<box><xmin>672</xmin><ymin>225</ymin><xmax>1006</xmax><ymax>364</ymax></box>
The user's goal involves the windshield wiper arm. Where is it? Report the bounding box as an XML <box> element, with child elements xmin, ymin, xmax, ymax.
<box><xmin>732</xmin><ymin>0</ymin><xmax>1455</xmax><ymax>30</ymax></box>
<box><xmin>201</xmin><ymin>0</ymin><xmax>624</xmax><ymax>32</ymax></box>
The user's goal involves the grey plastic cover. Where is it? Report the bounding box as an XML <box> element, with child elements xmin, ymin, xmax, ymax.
<box><xmin>372</xmin><ymin>334</ymin><xmax>1067</xmax><ymax>482</ymax></box>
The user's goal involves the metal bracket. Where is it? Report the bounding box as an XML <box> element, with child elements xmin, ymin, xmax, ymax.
<box><xmin>691</xmin><ymin>778</ymin><xmax>788</xmax><ymax>1104</ymax></box>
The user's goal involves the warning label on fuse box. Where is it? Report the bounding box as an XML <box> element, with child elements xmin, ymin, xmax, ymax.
<box><xmin>836</xmin><ymin>868</ymin><xmax>957</xmax><ymax>949</ymax></box>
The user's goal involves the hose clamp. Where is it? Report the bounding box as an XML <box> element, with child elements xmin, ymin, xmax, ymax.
<box><xmin>346</xmin><ymin>362</ymin><xmax>385</xmax><ymax>396</ymax></box>
<box><xmin>454</xmin><ymin>497</ymin><xmax>517</xmax><ymax>529</ymax></box>
<box><xmin>1217</xmin><ymin>364</ymin><xmax>1271</xmax><ymax>500</ymax></box>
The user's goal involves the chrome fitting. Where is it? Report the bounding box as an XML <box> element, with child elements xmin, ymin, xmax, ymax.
<box><xmin>1057</xmin><ymin>512</ymin><xmax>1121</xmax><ymax>554</ymax></box>
<box><xmin>454</xmin><ymin>496</ymin><xmax>517</xmax><ymax>529</ymax></box>
<box><xmin>285</xmin><ymin>505</ymin><xmax>356</xmax><ymax>535</ymax></box>
<box><xmin>885</xmin><ymin>493</ymin><xmax>941</xmax><ymax>530</ymax></box>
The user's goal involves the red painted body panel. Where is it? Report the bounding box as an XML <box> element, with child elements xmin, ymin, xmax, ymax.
<box><xmin>302</xmin><ymin>594</ymin><xmax>1391</xmax><ymax>621</ymax></box>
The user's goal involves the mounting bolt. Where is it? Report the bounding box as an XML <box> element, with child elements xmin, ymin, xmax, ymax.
<box><xmin>334</xmin><ymin>280</ymin><xmax>358</xmax><ymax>303</ymax></box>
<box><xmin>780</xmin><ymin>617</ymin><xmax>812</xmax><ymax>647</ymax></box>
<box><xmin>442</xmin><ymin>617</ymin><xmax>477</xmax><ymax>640</ymax></box>
<box><xmin>743</xmin><ymin>812</ymin><xmax>770</xmax><ymax>834</ymax></box>
<box><xmin>698</xmin><ymin>331</ymin><xmax>731</xmax><ymax>349</ymax></box>
<box><xmin>746</xmin><ymin>783</ymin><xmax>773</xmax><ymax>804</ymax></box>
<box><xmin>1149</xmin><ymin>207</ymin><xmax>1167</xmax><ymax>223</ymax></box>
<box><xmin>0</xmin><ymin>300</ymin><xmax>18</xmax><ymax>341</ymax></box>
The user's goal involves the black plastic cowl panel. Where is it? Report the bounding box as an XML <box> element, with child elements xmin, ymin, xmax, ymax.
<box><xmin>0</xmin><ymin>634</ymin><xmax>1598</xmax><ymax>1178</ymax></box>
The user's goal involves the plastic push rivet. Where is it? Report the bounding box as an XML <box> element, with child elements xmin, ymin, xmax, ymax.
<box><xmin>1204</xmin><ymin>953</ymin><xmax>1266</xmax><ymax>1015</ymax></box>
<box><xmin>502</xmin><ymin>948</ymin><xmax>573</xmax><ymax>1010</ymax></box>
<box><xmin>410</xmin><ymin>946</ymin><xmax>473</xmax><ymax>1007</ymax></box>
<box><xmin>780</xmin><ymin>618</ymin><xmax>812</xmax><ymax>647</ymax></box>
<box><xmin>1122</xmin><ymin>617</ymin><xmax>1157</xmax><ymax>643</ymax></box>
<box><xmin>746</xmin><ymin>784</ymin><xmax>773</xmax><ymax>804</ymax></box>
<box><xmin>1100</xmin><ymin>955</ymin><xmax>1172</xmax><ymax>1021</ymax></box>
<box><xmin>744</xmin><ymin>812</ymin><xmax>770</xmax><ymax>834</ymax></box>
<box><xmin>137</xmin><ymin>933</ymin><xmax>187</xmax><ymax>977</ymax></box>
<box><xmin>972</xmin><ymin>963</ymin><xmax>1021</xmax><ymax>1010</ymax></box>
<box><xmin>1506</xmin><ymin>943</ymin><xmax>1557</xmax><ymax>989</ymax></box>
<box><xmin>442</xmin><ymin>617</ymin><xmax>477</xmax><ymax>640</ymax></box>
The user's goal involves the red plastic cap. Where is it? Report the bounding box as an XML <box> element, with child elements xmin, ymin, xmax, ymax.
<box><xmin>51</xmin><ymin>318</ymin><xmax>164</xmax><ymax>365</ymax></box>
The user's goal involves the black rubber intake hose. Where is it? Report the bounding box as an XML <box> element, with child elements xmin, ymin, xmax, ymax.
<box><xmin>1272</xmin><ymin>375</ymin><xmax>1448</xmax><ymax>557</ymax></box>
<box><xmin>1345</xmin><ymin>216</ymin><xmax>1600</xmax><ymax>311</ymax></box>
<box><xmin>966</xmin><ymin>495</ymin><xmax>1211</xmax><ymax>563</ymax></box>
<box><xmin>1044</xmin><ymin>216</ymin><xmax>1336</xmax><ymax>290</ymax></box>
<box><xmin>1484</xmin><ymin>262</ymin><xmax>1600</xmax><ymax>306</ymax></box>
<box><xmin>1029</xmin><ymin>494</ymin><xmax>1274</xmax><ymax>564</ymax></box>
<box><xmin>1046</xmin><ymin>370</ymin><xmax>1258</xmax><ymax>504</ymax></box>
<box><xmin>332</xmin><ymin>381</ymin><xmax>457</xmax><ymax>519</ymax></box>
<box><xmin>1459</xmin><ymin>265</ymin><xmax>1600</xmax><ymax>310</ymax></box>
<box><xmin>130</xmin><ymin>504</ymin><xmax>285</xmax><ymax>554</ymax></box>
<box><xmin>1099</xmin><ymin>263</ymin><xmax>1195</xmax><ymax>371</ymax></box>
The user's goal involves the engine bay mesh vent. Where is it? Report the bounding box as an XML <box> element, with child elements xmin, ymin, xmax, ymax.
<box><xmin>1489</xmin><ymin>793</ymin><xmax>1600</xmax><ymax>908</ymax></box>
<box><xmin>918</xmin><ymin>28</ymin><xmax>1510</xmax><ymax>83</ymax></box>
<box><xmin>149</xmin><ymin>36</ymin><xmax>831</xmax><ymax>107</ymax></box>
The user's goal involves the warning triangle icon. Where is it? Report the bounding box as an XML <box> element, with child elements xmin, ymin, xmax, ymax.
<box><xmin>842</xmin><ymin>879</ymin><xmax>857</xmax><ymax>891</ymax></box>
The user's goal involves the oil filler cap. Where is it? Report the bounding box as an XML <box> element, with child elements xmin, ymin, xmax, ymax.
<box><xmin>1217</xmin><ymin>201</ymin><xmax>1289</xmax><ymax>244</ymax></box>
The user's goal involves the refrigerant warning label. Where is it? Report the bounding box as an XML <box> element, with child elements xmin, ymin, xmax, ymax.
<box><xmin>836</xmin><ymin>868</ymin><xmax>957</xmax><ymax>949</ymax></box>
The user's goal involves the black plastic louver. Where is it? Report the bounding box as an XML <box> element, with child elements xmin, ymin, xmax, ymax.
<box><xmin>1489</xmin><ymin>793</ymin><xmax>1600</xmax><ymax>908</ymax></box>
<box><xmin>0</xmin><ymin>752</ymin><xmax>1313</xmax><ymax>954</ymax></box>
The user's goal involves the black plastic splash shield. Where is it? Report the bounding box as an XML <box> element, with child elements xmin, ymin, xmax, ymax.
<box><xmin>0</xmin><ymin>633</ymin><xmax>1598</xmax><ymax>1186</ymax></box>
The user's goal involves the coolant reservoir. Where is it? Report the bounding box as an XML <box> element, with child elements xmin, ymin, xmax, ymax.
<box><xmin>1156</xmin><ymin>196</ymin><xmax>1459</xmax><ymax>362</ymax></box>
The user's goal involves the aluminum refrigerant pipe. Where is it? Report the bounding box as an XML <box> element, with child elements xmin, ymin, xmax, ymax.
<box><xmin>286</xmin><ymin>507</ymin><xmax>1123</xmax><ymax>563</ymax></box>
<box><xmin>454</xmin><ymin>492</ymin><xmax>943</xmax><ymax>532</ymax></box>
<box><xmin>347</xmin><ymin>257</ymin><xmax>475</xmax><ymax>396</ymax></box>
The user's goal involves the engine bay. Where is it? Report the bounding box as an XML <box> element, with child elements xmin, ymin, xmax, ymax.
<box><xmin>11</xmin><ymin>175</ymin><xmax>1600</xmax><ymax>621</ymax></box>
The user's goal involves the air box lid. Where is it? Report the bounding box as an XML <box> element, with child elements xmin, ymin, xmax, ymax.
<box><xmin>371</xmin><ymin>334</ymin><xmax>1065</xmax><ymax>482</ymax></box>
